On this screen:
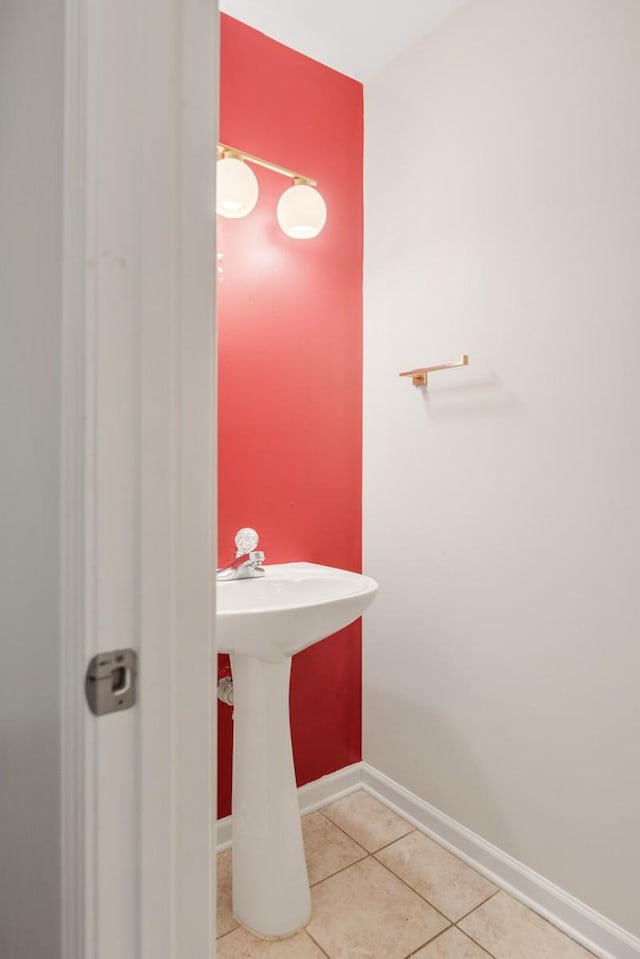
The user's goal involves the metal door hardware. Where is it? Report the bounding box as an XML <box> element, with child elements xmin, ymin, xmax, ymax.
<box><xmin>85</xmin><ymin>648</ymin><xmax>137</xmax><ymax>716</ymax></box>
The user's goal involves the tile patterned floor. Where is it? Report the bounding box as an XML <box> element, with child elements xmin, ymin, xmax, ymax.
<box><xmin>216</xmin><ymin>791</ymin><xmax>596</xmax><ymax>959</ymax></box>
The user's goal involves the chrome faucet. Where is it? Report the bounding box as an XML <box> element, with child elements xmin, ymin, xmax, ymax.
<box><xmin>216</xmin><ymin>528</ymin><xmax>265</xmax><ymax>581</ymax></box>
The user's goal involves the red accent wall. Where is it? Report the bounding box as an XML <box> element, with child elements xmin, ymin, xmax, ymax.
<box><xmin>217</xmin><ymin>15</ymin><xmax>363</xmax><ymax>819</ymax></box>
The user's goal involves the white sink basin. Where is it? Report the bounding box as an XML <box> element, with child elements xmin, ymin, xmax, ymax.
<box><xmin>217</xmin><ymin>562</ymin><xmax>378</xmax><ymax>662</ymax></box>
<box><xmin>216</xmin><ymin>561</ymin><xmax>378</xmax><ymax>939</ymax></box>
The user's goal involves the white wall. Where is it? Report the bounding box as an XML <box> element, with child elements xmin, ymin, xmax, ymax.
<box><xmin>364</xmin><ymin>0</ymin><xmax>640</xmax><ymax>938</ymax></box>
<box><xmin>0</xmin><ymin>2</ymin><xmax>65</xmax><ymax>956</ymax></box>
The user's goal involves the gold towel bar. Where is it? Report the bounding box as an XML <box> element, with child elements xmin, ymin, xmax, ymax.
<box><xmin>399</xmin><ymin>354</ymin><xmax>469</xmax><ymax>387</ymax></box>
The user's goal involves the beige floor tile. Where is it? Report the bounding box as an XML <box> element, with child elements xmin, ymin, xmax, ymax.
<box><xmin>321</xmin><ymin>790</ymin><xmax>413</xmax><ymax>852</ymax></box>
<box><xmin>459</xmin><ymin>891</ymin><xmax>596</xmax><ymax>959</ymax></box>
<box><xmin>217</xmin><ymin>849</ymin><xmax>238</xmax><ymax>938</ymax></box>
<box><xmin>413</xmin><ymin>927</ymin><xmax>492</xmax><ymax>958</ymax></box>
<box><xmin>216</xmin><ymin>926</ymin><xmax>326</xmax><ymax>958</ymax></box>
<box><xmin>307</xmin><ymin>855</ymin><xmax>449</xmax><ymax>959</ymax></box>
<box><xmin>302</xmin><ymin>810</ymin><xmax>367</xmax><ymax>884</ymax></box>
<box><xmin>375</xmin><ymin>831</ymin><xmax>497</xmax><ymax>921</ymax></box>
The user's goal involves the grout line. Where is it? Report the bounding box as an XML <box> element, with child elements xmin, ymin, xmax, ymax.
<box><xmin>454</xmin><ymin>888</ymin><xmax>501</xmax><ymax>926</ymax></box>
<box><xmin>309</xmin><ymin>851</ymin><xmax>370</xmax><ymax>888</ymax></box>
<box><xmin>454</xmin><ymin>925</ymin><xmax>500</xmax><ymax>959</ymax></box>
<box><xmin>455</xmin><ymin>929</ymin><xmax>497</xmax><ymax>959</ymax></box>
<box><xmin>369</xmin><ymin>826</ymin><xmax>416</xmax><ymax>855</ymax></box>
<box><xmin>304</xmin><ymin>926</ymin><xmax>333</xmax><ymax>959</ymax></box>
<box><xmin>404</xmin><ymin>925</ymin><xmax>497</xmax><ymax>959</ymax></box>
<box><xmin>306</xmin><ymin>852</ymin><xmax>451</xmax><ymax>959</ymax></box>
<box><xmin>373</xmin><ymin>857</ymin><xmax>452</xmax><ymax>928</ymax></box>
<box><xmin>456</xmin><ymin>896</ymin><xmax>598</xmax><ymax>959</ymax></box>
<box><xmin>404</xmin><ymin>925</ymin><xmax>453</xmax><ymax>957</ymax></box>
<box><xmin>452</xmin><ymin>894</ymin><xmax>502</xmax><ymax>959</ymax></box>
<box><xmin>315</xmin><ymin>808</ymin><xmax>378</xmax><ymax>856</ymax></box>
<box><xmin>317</xmin><ymin>806</ymin><xmax>416</xmax><ymax>856</ymax></box>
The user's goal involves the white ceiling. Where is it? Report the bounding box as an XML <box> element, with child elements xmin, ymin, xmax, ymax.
<box><xmin>219</xmin><ymin>0</ymin><xmax>469</xmax><ymax>81</ymax></box>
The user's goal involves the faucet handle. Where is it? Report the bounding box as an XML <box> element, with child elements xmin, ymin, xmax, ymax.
<box><xmin>235</xmin><ymin>527</ymin><xmax>259</xmax><ymax>556</ymax></box>
<box><xmin>240</xmin><ymin>549</ymin><xmax>265</xmax><ymax>578</ymax></box>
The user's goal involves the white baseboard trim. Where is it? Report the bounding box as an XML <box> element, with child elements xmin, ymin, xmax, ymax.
<box><xmin>361</xmin><ymin>763</ymin><xmax>640</xmax><ymax>959</ymax></box>
<box><xmin>215</xmin><ymin>762</ymin><xmax>362</xmax><ymax>852</ymax></box>
<box><xmin>216</xmin><ymin>761</ymin><xmax>639</xmax><ymax>959</ymax></box>
<box><xmin>297</xmin><ymin>761</ymin><xmax>364</xmax><ymax>814</ymax></box>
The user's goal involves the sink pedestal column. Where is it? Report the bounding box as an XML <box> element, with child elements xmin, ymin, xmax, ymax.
<box><xmin>230</xmin><ymin>653</ymin><xmax>311</xmax><ymax>938</ymax></box>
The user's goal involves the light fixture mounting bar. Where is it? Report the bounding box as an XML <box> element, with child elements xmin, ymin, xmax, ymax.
<box><xmin>218</xmin><ymin>142</ymin><xmax>317</xmax><ymax>187</ymax></box>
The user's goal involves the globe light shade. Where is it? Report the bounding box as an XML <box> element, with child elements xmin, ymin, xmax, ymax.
<box><xmin>276</xmin><ymin>183</ymin><xmax>327</xmax><ymax>239</ymax></box>
<box><xmin>216</xmin><ymin>156</ymin><xmax>259</xmax><ymax>218</ymax></box>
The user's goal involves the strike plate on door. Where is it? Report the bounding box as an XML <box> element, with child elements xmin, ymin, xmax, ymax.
<box><xmin>85</xmin><ymin>648</ymin><xmax>138</xmax><ymax>715</ymax></box>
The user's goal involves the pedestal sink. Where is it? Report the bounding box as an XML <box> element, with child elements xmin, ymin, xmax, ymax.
<box><xmin>217</xmin><ymin>562</ymin><xmax>378</xmax><ymax>938</ymax></box>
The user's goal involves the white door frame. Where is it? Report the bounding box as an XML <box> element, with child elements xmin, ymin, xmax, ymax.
<box><xmin>60</xmin><ymin>2</ymin><xmax>218</xmax><ymax>956</ymax></box>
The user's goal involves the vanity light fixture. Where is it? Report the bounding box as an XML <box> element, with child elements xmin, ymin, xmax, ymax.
<box><xmin>217</xmin><ymin>143</ymin><xmax>327</xmax><ymax>239</ymax></box>
<box><xmin>216</xmin><ymin>151</ymin><xmax>259</xmax><ymax>218</ymax></box>
<box><xmin>277</xmin><ymin>179</ymin><xmax>327</xmax><ymax>239</ymax></box>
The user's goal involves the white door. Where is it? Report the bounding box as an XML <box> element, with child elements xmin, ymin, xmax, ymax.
<box><xmin>61</xmin><ymin>2</ymin><xmax>218</xmax><ymax>957</ymax></box>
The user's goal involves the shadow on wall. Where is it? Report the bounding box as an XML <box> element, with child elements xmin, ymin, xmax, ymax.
<box><xmin>418</xmin><ymin>373</ymin><xmax>523</xmax><ymax>422</ymax></box>
<box><xmin>365</xmin><ymin>680</ymin><xmax>517</xmax><ymax>853</ymax></box>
